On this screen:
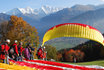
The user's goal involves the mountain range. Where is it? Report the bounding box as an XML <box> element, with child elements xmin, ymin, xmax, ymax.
<box><xmin>1</xmin><ymin>4</ymin><xmax>104</xmax><ymax>49</ymax></box>
<box><xmin>6</xmin><ymin>6</ymin><xmax>63</xmax><ymax>18</ymax></box>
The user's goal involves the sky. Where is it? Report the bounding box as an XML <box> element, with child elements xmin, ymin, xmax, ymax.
<box><xmin>0</xmin><ymin>0</ymin><xmax>104</xmax><ymax>13</ymax></box>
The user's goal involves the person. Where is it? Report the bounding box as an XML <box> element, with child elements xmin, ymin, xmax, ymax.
<box><xmin>24</xmin><ymin>44</ymin><xmax>30</xmax><ymax>60</ymax></box>
<box><xmin>0</xmin><ymin>40</ymin><xmax>2</xmax><ymax>46</ymax></box>
<box><xmin>27</xmin><ymin>43</ymin><xmax>34</xmax><ymax>60</ymax></box>
<box><xmin>37</xmin><ymin>45</ymin><xmax>43</xmax><ymax>59</ymax></box>
<box><xmin>18</xmin><ymin>42</ymin><xmax>24</xmax><ymax>61</ymax></box>
<box><xmin>42</xmin><ymin>46</ymin><xmax>47</xmax><ymax>61</ymax></box>
<box><xmin>9</xmin><ymin>40</ymin><xmax>19</xmax><ymax>61</ymax></box>
<box><xmin>74</xmin><ymin>57</ymin><xmax>77</xmax><ymax>63</ymax></box>
<box><xmin>0</xmin><ymin>39</ymin><xmax>10</xmax><ymax>64</ymax></box>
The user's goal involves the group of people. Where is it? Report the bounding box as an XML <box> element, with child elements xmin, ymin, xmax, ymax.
<box><xmin>0</xmin><ymin>39</ymin><xmax>47</xmax><ymax>64</ymax></box>
<box><xmin>37</xmin><ymin>45</ymin><xmax>47</xmax><ymax>60</ymax></box>
<box><xmin>0</xmin><ymin>39</ymin><xmax>34</xmax><ymax>64</ymax></box>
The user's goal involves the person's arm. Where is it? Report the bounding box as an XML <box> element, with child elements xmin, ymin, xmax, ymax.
<box><xmin>28</xmin><ymin>47</ymin><xmax>32</xmax><ymax>53</ymax></box>
<box><xmin>15</xmin><ymin>45</ymin><xmax>18</xmax><ymax>55</ymax></box>
<box><xmin>6</xmin><ymin>45</ymin><xmax>10</xmax><ymax>54</ymax></box>
<box><xmin>21</xmin><ymin>47</ymin><xmax>24</xmax><ymax>55</ymax></box>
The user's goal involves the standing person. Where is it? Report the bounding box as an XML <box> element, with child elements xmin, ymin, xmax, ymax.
<box><xmin>18</xmin><ymin>42</ymin><xmax>24</xmax><ymax>61</ymax></box>
<box><xmin>74</xmin><ymin>57</ymin><xmax>77</xmax><ymax>63</ymax></box>
<box><xmin>0</xmin><ymin>39</ymin><xmax>10</xmax><ymax>64</ymax></box>
<box><xmin>27</xmin><ymin>43</ymin><xmax>34</xmax><ymax>60</ymax></box>
<box><xmin>24</xmin><ymin>44</ymin><xmax>30</xmax><ymax>60</ymax></box>
<box><xmin>10</xmin><ymin>40</ymin><xmax>19</xmax><ymax>61</ymax></box>
<box><xmin>37</xmin><ymin>45</ymin><xmax>43</xmax><ymax>59</ymax></box>
<box><xmin>42</xmin><ymin>46</ymin><xmax>47</xmax><ymax>61</ymax></box>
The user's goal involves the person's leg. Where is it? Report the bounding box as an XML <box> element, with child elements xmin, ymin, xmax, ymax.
<box><xmin>21</xmin><ymin>56</ymin><xmax>23</xmax><ymax>61</ymax></box>
<box><xmin>6</xmin><ymin>55</ymin><xmax>9</xmax><ymax>64</ymax></box>
<box><xmin>32</xmin><ymin>54</ymin><xmax>34</xmax><ymax>60</ymax></box>
<box><xmin>3</xmin><ymin>59</ymin><xmax>5</xmax><ymax>63</ymax></box>
<box><xmin>15</xmin><ymin>56</ymin><xmax>18</xmax><ymax>61</ymax></box>
<box><xmin>20</xmin><ymin>55</ymin><xmax>22</xmax><ymax>61</ymax></box>
<box><xmin>18</xmin><ymin>56</ymin><xmax>20</xmax><ymax>61</ymax></box>
<box><xmin>31</xmin><ymin>54</ymin><xmax>34</xmax><ymax>60</ymax></box>
<box><xmin>30</xmin><ymin>54</ymin><xmax>33</xmax><ymax>60</ymax></box>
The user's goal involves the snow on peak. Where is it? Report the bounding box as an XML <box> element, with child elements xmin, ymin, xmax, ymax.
<box><xmin>6</xmin><ymin>6</ymin><xmax>63</xmax><ymax>16</ymax></box>
<box><xmin>6</xmin><ymin>8</ymin><xmax>22</xmax><ymax>15</ymax></box>
<box><xmin>41</xmin><ymin>5</ymin><xmax>63</xmax><ymax>14</ymax></box>
<box><xmin>6</xmin><ymin>7</ymin><xmax>37</xmax><ymax>15</ymax></box>
<box><xmin>19</xmin><ymin>7</ymin><xmax>35</xmax><ymax>14</ymax></box>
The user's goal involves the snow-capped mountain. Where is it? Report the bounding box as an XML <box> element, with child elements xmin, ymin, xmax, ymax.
<box><xmin>6</xmin><ymin>7</ymin><xmax>38</xmax><ymax>15</ymax></box>
<box><xmin>6</xmin><ymin>8</ymin><xmax>22</xmax><ymax>15</ymax></box>
<box><xmin>6</xmin><ymin>6</ymin><xmax>63</xmax><ymax>17</ymax></box>
<box><xmin>19</xmin><ymin>7</ymin><xmax>36</xmax><ymax>14</ymax></box>
<box><xmin>40</xmin><ymin>5</ymin><xmax>62</xmax><ymax>14</ymax></box>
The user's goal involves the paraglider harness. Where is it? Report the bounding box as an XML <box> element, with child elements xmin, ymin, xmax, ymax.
<box><xmin>9</xmin><ymin>44</ymin><xmax>17</xmax><ymax>60</ymax></box>
<box><xmin>9</xmin><ymin>45</ymin><xmax>16</xmax><ymax>54</ymax></box>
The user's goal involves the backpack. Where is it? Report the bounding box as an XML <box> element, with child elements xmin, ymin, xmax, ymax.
<box><xmin>9</xmin><ymin>45</ymin><xmax>16</xmax><ymax>54</ymax></box>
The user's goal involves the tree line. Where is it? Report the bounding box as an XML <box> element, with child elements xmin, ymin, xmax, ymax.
<box><xmin>57</xmin><ymin>39</ymin><xmax>104</xmax><ymax>62</ymax></box>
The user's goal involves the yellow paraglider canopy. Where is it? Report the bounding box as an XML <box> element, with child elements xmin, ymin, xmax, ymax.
<box><xmin>42</xmin><ymin>23</ymin><xmax>104</xmax><ymax>46</ymax></box>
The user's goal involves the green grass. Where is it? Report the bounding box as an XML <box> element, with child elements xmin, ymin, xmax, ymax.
<box><xmin>62</xmin><ymin>60</ymin><xmax>104</xmax><ymax>67</ymax></box>
<box><xmin>46</xmin><ymin>37</ymin><xmax>88</xmax><ymax>50</ymax></box>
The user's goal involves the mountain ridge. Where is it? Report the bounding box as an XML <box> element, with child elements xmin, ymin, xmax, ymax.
<box><xmin>6</xmin><ymin>6</ymin><xmax>63</xmax><ymax>17</ymax></box>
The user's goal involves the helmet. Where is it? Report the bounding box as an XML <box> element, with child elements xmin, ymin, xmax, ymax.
<box><xmin>6</xmin><ymin>39</ymin><xmax>10</xmax><ymax>43</ymax></box>
<box><xmin>14</xmin><ymin>40</ymin><xmax>18</xmax><ymax>43</ymax></box>
<box><xmin>43</xmin><ymin>46</ymin><xmax>45</xmax><ymax>49</ymax></box>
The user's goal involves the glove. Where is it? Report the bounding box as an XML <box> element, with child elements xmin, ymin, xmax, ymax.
<box><xmin>18</xmin><ymin>54</ymin><xmax>19</xmax><ymax>56</ymax></box>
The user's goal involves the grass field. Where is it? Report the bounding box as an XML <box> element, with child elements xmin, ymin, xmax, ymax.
<box><xmin>63</xmin><ymin>60</ymin><xmax>104</xmax><ymax>67</ymax></box>
<box><xmin>47</xmin><ymin>37</ymin><xmax>88</xmax><ymax>50</ymax></box>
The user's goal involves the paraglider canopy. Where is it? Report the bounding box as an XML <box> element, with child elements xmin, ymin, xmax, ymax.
<box><xmin>42</xmin><ymin>23</ymin><xmax>104</xmax><ymax>46</ymax></box>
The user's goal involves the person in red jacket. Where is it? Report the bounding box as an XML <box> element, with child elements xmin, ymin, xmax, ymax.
<box><xmin>18</xmin><ymin>42</ymin><xmax>24</xmax><ymax>61</ymax></box>
<box><xmin>37</xmin><ymin>45</ymin><xmax>43</xmax><ymax>59</ymax></box>
<box><xmin>0</xmin><ymin>39</ymin><xmax>10</xmax><ymax>63</ymax></box>
<box><xmin>12</xmin><ymin>40</ymin><xmax>19</xmax><ymax>61</ymax></box>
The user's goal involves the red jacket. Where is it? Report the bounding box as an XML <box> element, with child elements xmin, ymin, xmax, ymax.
<box><xmin>20</xmin><ymin>47</ymin><xmax>24</xmax><ymax>54</ymax></box>
<box><xmin>13</xmin><ymin>43</ymin><xmax>18</xmax><ymax>55</ymax></box>
<box><xmin>38</xmin><ymin>48</ymin><xmax>42</xmax><ymax>56</ymax></box>
<box><xmin>5</xmin><ymin>44</ymin><xmax>10</xmax><ymax>54</ymax></box>
<box><xmin>43</xmin><ymin>51</ymin><xmax>46</xmax><ymax>59</ymax></box>
<box><xmin>18</xmin><ymin>45</ymin><xmax>24</xmax><ymax>55</ymax></box>
<box><xmin>0</xmin><ymin>44</ymin><xmax>10</xmax><ymax>59</ymax></box>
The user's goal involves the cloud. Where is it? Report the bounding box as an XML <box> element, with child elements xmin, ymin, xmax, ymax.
<box><xmin>100</xmin><ymin>0</ymin><xmax>104</xmax><ymax>1</ymax></box>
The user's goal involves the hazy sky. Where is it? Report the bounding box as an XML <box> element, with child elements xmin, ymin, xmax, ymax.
<box><xmin>0</xmin><ymin>0</ymin><xmax>104</xmax><ymax>13</ymax></box>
